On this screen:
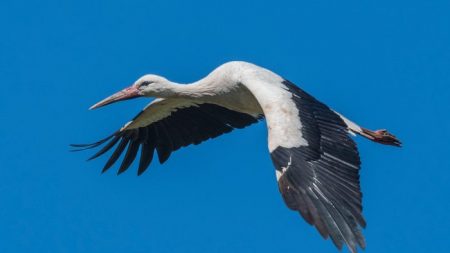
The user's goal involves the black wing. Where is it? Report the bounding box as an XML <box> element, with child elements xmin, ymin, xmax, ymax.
<box><xmin>271</xmin><ymin>80</ymin><xmax>365</xmax><ymax>253</ymax></box>
<box><xmin>72</xmin><ymin>99</ymin><xmax>262</xmax><ymax>175</ymax></box>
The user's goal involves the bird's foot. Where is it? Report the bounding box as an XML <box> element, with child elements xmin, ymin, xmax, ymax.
<box><xmin>361</xmin><ymin>128</ymin><xmax>402</xmax><ymax>147</ymax></box>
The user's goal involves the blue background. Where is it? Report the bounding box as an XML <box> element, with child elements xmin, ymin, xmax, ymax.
<box><xmin>1</xmin><ymin>0</ymin><xmax>449</xmax><ymax>252</ymax></box>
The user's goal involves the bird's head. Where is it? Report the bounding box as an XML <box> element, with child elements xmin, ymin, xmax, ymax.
<box><xmin>134</xmin><ymin>74</ymin><xmax>172</xmax><ymax>97</ymax></box>
<box><xmin>89</xmin><ymin>74</ymin><xmax>171</xmax><ymax>110</ymax></box>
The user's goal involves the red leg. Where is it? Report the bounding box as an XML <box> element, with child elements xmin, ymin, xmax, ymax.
<box><xmin>360</xmin><ymin>128</ymin><xmax>402</xmax><ymax>147</ymax></box>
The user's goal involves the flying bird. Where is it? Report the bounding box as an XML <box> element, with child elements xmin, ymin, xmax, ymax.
<box><xmin>72</xmin><ymin>61</ymin><xmax>401</xmax><ymax>253</ymax></box>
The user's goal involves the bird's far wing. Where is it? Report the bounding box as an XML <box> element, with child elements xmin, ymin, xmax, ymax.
<box><xmin>72</xmin><ymin>98</ymin><xmax>262</xmax><ymax>175</ymax></box>
<box><xmin>270</xmin><ymin>80</ymin><xmax>365</xmax><ymax>253</ymax></box>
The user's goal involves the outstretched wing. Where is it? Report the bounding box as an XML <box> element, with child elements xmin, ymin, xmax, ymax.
<box><xmin>72</xmin><ymin>98</ymin><xmax>262</xmax><ymax>175</ymax></box>
<box><xmin>270</xmin><ymin>80</ymin><xmax>365</xmax><ymax>253</ymax></box>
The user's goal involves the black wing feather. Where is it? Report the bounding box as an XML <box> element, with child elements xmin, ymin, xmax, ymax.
<box><xmin>138</xmin><ymin>141</ymin><xmax>154</xmax><ymax>176</ymax></box>
<box><xmin>154</xmin><ymin>121</ymin><xmax>173</xmax><ymax>164</ymax></box>
<box><xmin>87</xmin><ymin>135</ymin><xmax>120</xmax><ymax>161</ymax></box>
<box><xmin>74</xmin><ymin>103</ymin><xmax>262</xmax><ymax>175</ymax></box>
<box><xmin>102</xmin><ymin>137</ymin><xmax>130</xmax><ymax>173</ymax></box>
<box><xmin>271</xmin><ymin>80</ymin><xmax>365</xmax><ymax>253</ymax></box>
<box><xmin>118</xmin><ymin>138</ymin><xmax>140</xmax><ymax>175</ymax></box>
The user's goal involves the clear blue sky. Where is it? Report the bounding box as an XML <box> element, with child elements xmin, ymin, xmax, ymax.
<box><xmin>1</xmin><ymin>0</ymin><xmax>449</xmax><ymax>252</ymax></box>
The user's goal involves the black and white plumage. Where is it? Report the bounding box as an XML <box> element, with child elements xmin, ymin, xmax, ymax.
<box><xmin>73</xmin><ymin>61</ymin><xmax>401</xmax><ymax>253</ymax></box>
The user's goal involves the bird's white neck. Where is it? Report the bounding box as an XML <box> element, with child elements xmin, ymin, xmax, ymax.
<box><xmin>146</xmin><ymin>61</ymin><xmax>258</xmax><ymax>99</ymax></box>
<box><xmin>149</xmin><ymin>81</ymin><xmax>188</xmax><ymax>98</ymax></box>
<box><xmin>148</xmin><ymin>77</ymin><xmax>225</xmax><ymax>99</ymax></box>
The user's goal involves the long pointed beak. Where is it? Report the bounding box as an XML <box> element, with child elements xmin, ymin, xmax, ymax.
<box><xmin>90</xmin><ymin>86</ymin><xmax>142</xmax><ymax>110</ymax></box>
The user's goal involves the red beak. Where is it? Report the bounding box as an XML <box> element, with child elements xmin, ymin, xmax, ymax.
<box><xmin>89</xmin><ymin>86</ymin><xmax>142</xmax><ymax>110</ymax></box>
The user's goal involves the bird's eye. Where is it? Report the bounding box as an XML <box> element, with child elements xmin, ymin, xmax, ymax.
<box><xmin>140</xmin><ymin>81</ymin><xmax>153</xmax><ymax>87</ymax></box>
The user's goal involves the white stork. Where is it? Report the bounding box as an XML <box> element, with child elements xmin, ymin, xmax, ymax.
<box><xmin>72</xmin><ymin>61</ymin><xmax>401</xmax><ymax>253</ymax></box>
